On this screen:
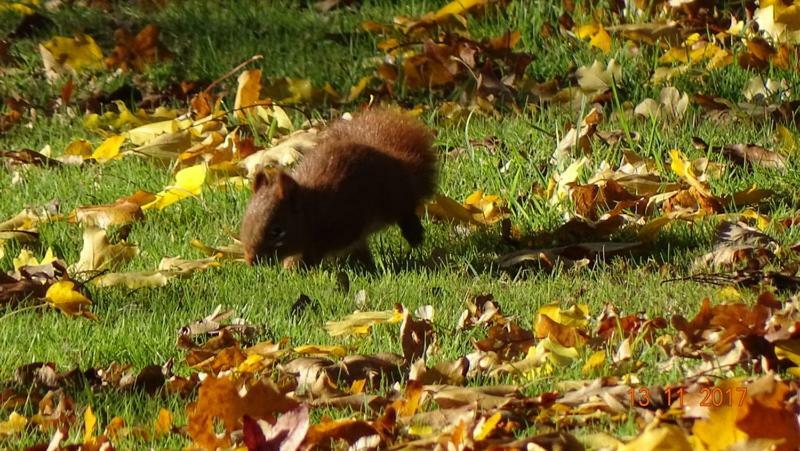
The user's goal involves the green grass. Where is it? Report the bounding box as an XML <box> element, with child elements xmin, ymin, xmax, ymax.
<box><xmin>1</xmin><ymin>0</ymin><xmax>799</xmax><ymax>447</ymax></box>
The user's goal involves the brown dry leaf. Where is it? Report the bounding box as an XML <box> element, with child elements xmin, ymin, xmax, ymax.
<box><xmin>409</xmin><ymin>357</ymin><xmax>469</xmax><ymax>386</ymax></box>
<box><xmin>105</xmin><ymin>24</ymin><xmax>172</xmax><ymax>71</ymax></box>
<box><xmin>1</xmin><ymin>148</ymin><xmax>62</xmax><ymax>168</ymax></box>
<box><xmin>722</xmin><ymin>143</ymin><xmax>786</xmax><ymax>170</ymax></box>
<box><xmin>535</xmin><ymin>310</ymin><xmax>587</xmax><ymax>348</ymax></box>
<box><xmin>401</xmin><ymin>306</ymin><xmax>436</xmax><ymax>362</ymax></box>
<box><xmin>694</xmin><ymin>221</ymin><xmax>778</xmax><ymax>271</ymax></box>
<box><xmin>31</xmin><ymin>390</ymin><xmax>77</xmax><ymax>431</ymax></box>
<box><xmin>735</xmin><ymin>376</ymin><xmax>800</xmax><ymax>451</ymax></box>
<box><xmin>0</xmin><ymin>260</ymin><xmax>66</xmax><ymax>307</ymax></box>
<box><xmin>473</xmin><ymin>320</ymin><xmax>535</xmax><ymax>360</ymax></box>
<box><xmin>72</xmin><ymin>197</ymin><xmax>144</xmax><ymax>229</ymax></box>
<box><xmin>430</xmin><ymin>384</ymin><xmax>519</xmax><ymax>410</ymax></box>
<box><xmin>0</xmin><ymin>98</ymin><xmax>25</xmax><ymax>132</ymax></box>
<box><xmin>553</xmin><ymin>107</ymin><xmax>603</xmax><ymax>164</ymax></box>
<box><xmin>327</xmin><ymin>353</ymin><xmax>405</xmax><ymax>388</ymax></box>
<box><xmin>457</xmin><ymin>293</ymin><xmax>503</xmax><ymax>330</ymax></box>
<box><xmin>186</xmin><ymin>374</ymin><xmax>298</xmax><ymax>449</ymax></box>
<box><xmin>303</xmin><ymin>417</ymin><xmax>380</xmax><ymax>449</ymax></box>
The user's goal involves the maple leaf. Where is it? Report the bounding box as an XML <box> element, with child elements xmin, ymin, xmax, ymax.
<box><xmin>186</xmin><ymin>374</ymin><xmax>299</xmax><ymax>449</ymax></box>
<box><xmin>106</xmin><ymin>24</ymin><xmax>172</xmax><ymax>71</ymax></box>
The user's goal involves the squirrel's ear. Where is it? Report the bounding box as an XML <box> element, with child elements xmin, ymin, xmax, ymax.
<box><xmin>253</xmin><ymin>171</ymin><xmax>268</xmax><ymax>192</ymax></box>
<box><xmin>275</xmin><ymin>171</ymin><xmax>297</xmax><ymax>199</ymax></box>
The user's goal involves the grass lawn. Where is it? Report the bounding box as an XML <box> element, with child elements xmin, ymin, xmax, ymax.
<box><xmin>2</xmin><ymin>0</ymin><xmax>800</xmax><ymax>448</ymax></box>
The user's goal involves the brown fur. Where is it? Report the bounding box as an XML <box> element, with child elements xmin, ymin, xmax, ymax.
<box><xmin>240</xmin><ymin>109</ymin><xmax>437</xmax><ymax>268</ymax></box>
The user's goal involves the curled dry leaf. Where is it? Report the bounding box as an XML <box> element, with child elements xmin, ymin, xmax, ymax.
<box><xmin>72</xmin><ymin>226</ymin><xmax>139</xmax><ymax>273</ymax></box>
<box><xmin>694</xmin><ymin>221</ymin><xmax>779</xmax><ymax>271</ymax></box>
<box><xmin>325</xmin><ymin>307</ymin><xmax>404</xmax><ymax>337</ymax></box>
<box><xmin>240</xmin><ymin>130</ymin><xmax>315</xmax><ymax>178</ymax></box>
<box><xmin>190</xmin><ymin>238</ymin><xmax>245</xmax><ymax>260</ymax></box>
<box><xmin>401</xmin><ymin>306</ymin><xmax>436</xmax><ymax>362</ymax></box>
<box><xmin>73</xmin><ymin>196</ymin><xmax>145</xmax><ymax>229</ymax></box>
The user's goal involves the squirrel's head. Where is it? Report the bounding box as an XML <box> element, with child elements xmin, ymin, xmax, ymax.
<box><xmin>240</xmin><ymin>170</ymin><xmax>300</xmax><ymax>265</ymax></box>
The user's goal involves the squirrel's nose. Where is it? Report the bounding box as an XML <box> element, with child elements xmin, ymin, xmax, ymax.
<box><xmin>244</xmin><ymin>251</ymin><xmax>254</xmax><ymax>266</ymax></box>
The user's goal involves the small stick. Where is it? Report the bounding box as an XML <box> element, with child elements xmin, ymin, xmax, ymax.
<box><xmin>203</xmin><ymin>54</ymin><xmax>264</xmax><ymax>94</ymax></box>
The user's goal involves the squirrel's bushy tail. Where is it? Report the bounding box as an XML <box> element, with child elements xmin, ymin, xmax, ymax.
<box><xmin>324</xmin><ymin>108</ymin><xmax>438</xmax><ymax>199</ymax></box>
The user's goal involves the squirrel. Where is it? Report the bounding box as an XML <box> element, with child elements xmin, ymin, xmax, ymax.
<box><xmin>240</xmin><ymin>108</ymin><xmax>437</xmax><ymax>269</ymax></box>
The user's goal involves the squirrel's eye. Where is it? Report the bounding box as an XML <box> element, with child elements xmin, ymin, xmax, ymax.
<box><xmin>269</xmin><ymin>226</ymin><xmax>285</xmax><ymax>239</ymax></box>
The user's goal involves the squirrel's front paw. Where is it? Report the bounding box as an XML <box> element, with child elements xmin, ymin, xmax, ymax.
<box><xmin>282</xmin><ymin>255</ymin><xmax>303</xmax><ymax>270</ymax></box>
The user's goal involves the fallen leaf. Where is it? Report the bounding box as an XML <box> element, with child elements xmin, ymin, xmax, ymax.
<box><xmin>142</xmin><ymin>163</ymin><xmax>207</xmax><ymax>210</ymax></box>
<box><xmin>72</xmin><ymin>227</ymin><xmax>139</xmax><ymax>273</ymax></box>
<box><xmin>44</xmin><ymin>280</ymin><xmax>97</xmax><ymax>319</ymax></box>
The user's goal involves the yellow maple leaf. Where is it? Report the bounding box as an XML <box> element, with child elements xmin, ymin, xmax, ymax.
<box><xmin>41</xmin><ymin>34</ymin><xmax>104</xmax><ymax>72</ymax></box>
<box><xmin>433</xmin><ymin>0</ymin><xmax>488</xmax><ymax>20</ymax></box>
<box><xmin>83</xmin><ymin>406</ymin><xmax>97</xmax><ymax>445</ymax></box>
<box><xmin>0</xmin><ymin>412</ymin><xmax>27</xmax><ymax>436</ymax></box>
<box><xmin>44</xmin><ymin>280</ymin><xmax>97</xmax><ymax>320</ymax></box>
<box><xmin>234</xmin><ymin>69</ymin><xmax>263</xmax><ymax>121</ymax></box>
<box><xmin>91</xmin><ymin>135</ymin><xmax>126</xmax><ymax>162</ymax></box>
<box><xmin>669</xmin><ymin>149</ymin><xmax>713</xmax><ymax>198</ymax></box>
<box><xmin>325</xmin><ymin>308</ymin><xmax>404</xmax><ymax>337</ymax></box>
<box><xmin>692</xmin><ymin>381</ymin><xmax>749</xmax><ymax>449</ymax></box>
<box><xmin>143</xmin><ymin>164</ymin><xmax>207</xmax><ymax>210</ymax></box>
<box><xmin>293</xmin><ymin>345</ymin><xmax>348</xmax><ymax>357</ymax></box>
<box><xmin>589</xmin><ymin>27</ymin><xmax>612</xmax><ymax>54</ymax></box>
<box><xmin>619</xmin><ymin>423</ymin><xmax>692</xmax><ymax>451</ymax></box>
<box><xmin>582</xmin><ymin>350</ymin><xmax>606</xmax><ymax>374</ymax></box>
<box><xmin>154</xmin><ymin>408</ymin><xmax>172</xmax><ymax>437</ymax></box>
<box><xmin>13</xmin><ymin>247</ymin><xmax>55</xmax><ymax>271</ymax></box>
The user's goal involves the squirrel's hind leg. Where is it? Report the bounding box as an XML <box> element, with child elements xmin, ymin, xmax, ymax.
<box><xmin>347</xmin><ymin>239</ymin><xmax>375</xmax><ymax>269</ymax></box>
<box><xmin>398</xmin><ymin>214</ymin><xmax>424</xmax><ymax>247</ymax></box>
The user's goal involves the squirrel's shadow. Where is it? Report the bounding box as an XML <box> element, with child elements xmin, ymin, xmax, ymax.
<box><xmin>349</xmin><ymin>221</ymin><xmax>717</xmax><ymax>278</ymax></box>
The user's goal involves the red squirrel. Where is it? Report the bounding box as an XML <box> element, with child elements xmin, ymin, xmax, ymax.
<box><xmin>240</xmin><ymin>108</ymin><xmax>437</xmax><ymax>268</ymax></box>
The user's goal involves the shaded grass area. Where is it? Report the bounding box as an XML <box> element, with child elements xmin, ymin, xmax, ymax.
<box><xmin>1</xmin><ymin>0</ymin><xmax>799</xmax><ymax>447</ymax></box>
